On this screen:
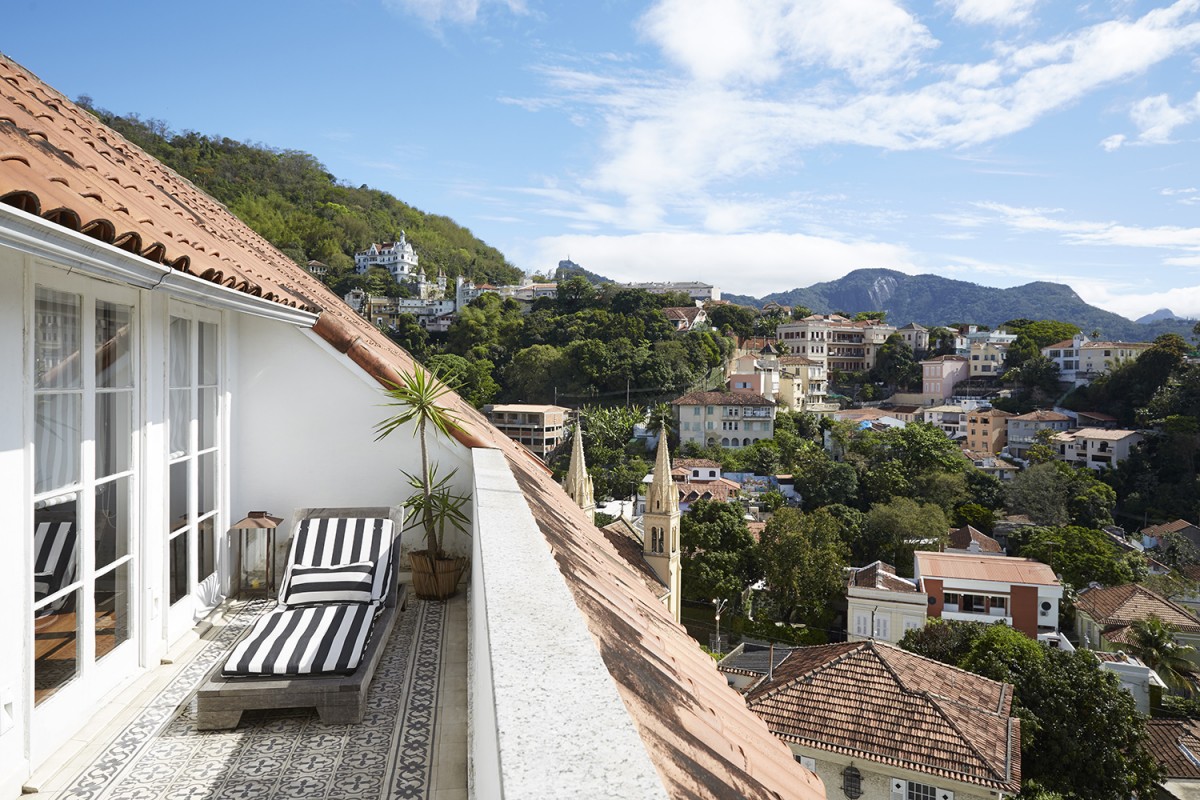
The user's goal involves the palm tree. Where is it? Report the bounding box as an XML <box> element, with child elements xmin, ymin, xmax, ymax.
<box><xmin>375</xmin><ymin>366</ymin><xmax>468</xmax><ymax>558</ymax></box>
<box><xmin>1127</xmin><ymin>614</ymin><xmax>1196</xmax><ymax>693</ymax></box>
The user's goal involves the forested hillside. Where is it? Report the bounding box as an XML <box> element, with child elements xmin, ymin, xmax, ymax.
<box><xmin>82</xmin><ymin>101</ymin><xmax>523</xmax><ymax>289</ymax></box>
<box><xmin>725</xmin><ymin>268</ymin><xmax>1194</xmax><ymax>342</ymax></box>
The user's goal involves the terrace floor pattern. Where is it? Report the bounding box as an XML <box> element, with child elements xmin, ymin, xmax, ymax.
<box><xmin>25</xmin><ymin>591</ymin><xmax>467</xmax><ymax>800</ymax></box>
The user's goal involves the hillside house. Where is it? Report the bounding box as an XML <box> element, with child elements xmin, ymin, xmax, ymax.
<box><xmin>1052</xmin><ymin>427</ymin><xmax>1143</xmax><ymax>471</ymax></box>
<box><xmin>969</xmin><ymin>340</ymin><xmax>1008</xmax><ymax>377</ymax></box>
<box><xmin>741</xmin><ymin>641</ymin><xmax>1022</xmax><ymax>800</ymax></box>
<box><xmin>673</xmin><ymin>390</ymin><xmax>777</xmax><ymax>448</ymax></box>
<box><xmin>845</xmin><ymin>562</ymin><xmax>926</xmax><ymax>643</ymax></box>
<box><xmin>966</xmin><ymin>407</ymin><xmax>1013</xmax><ymax>454</ymax></box>
<box><xmin>1042</xmin><ymin>334</ymin><xmax>1153</xmax><ymax>386</ymax></box>
<box><xmin>895</xmin><ymin>321</ymin><xmax>929</xmax><ymax>353</ymax></box>
<box><xmin>1075</xmin><ymin>584</ymin><xmax>1200</xmax><ymax>664</ymax></box>
<box><xmin>920</xmin><ymin>354</ymin><xmax>970</xmax><ymax>399</ymax></box>
<box><xmin>0</xmin><ymin>57</ymin><xmax>827</xmax><ymax>800</ymax></box>
<box><xmin>1005</xmin><ymin>410</ymin><xmax>1072</xmax><ymax>460</ymax></box>
<box><xmin>918</xmin><ymin>551</ymin><xmax>1062</xmax><ymax>639</ymax></box>
<box><xmin>662</xmin><ymin>304</ymin><xmax>707</xmax><ymax>331</ymax></box>
<box><xmin>354</xmin><ymin>234</ymin><xmax>419</xmax><ymax>279</ymax></box>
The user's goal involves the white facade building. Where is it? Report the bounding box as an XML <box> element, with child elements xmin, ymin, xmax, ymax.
<box><xmin>354</xmin><ymin>234</ymin><xmax>419</xmax><ymax>279</ymax></box>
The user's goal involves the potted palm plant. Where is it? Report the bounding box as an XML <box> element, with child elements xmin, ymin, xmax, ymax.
<box><xmin>376</xmin><ymin>366</ymin><xmax>471</xmax><ymax>600</ymax></box>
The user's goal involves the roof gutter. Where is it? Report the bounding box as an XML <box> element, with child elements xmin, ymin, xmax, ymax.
<box><xmin>0</xmin><ymin>203</ymin><xmax>317</xmax><ymax>326</ymax></box>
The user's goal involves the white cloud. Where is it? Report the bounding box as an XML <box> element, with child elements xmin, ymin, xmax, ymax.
<box><xmin>975</xmin><ymin>201</ymin><xmax>1200</xmax><ymax>249</ymax></box>
<box><xmin>638</xmin><ymin>0</ymin><xmax>936</xmax><ymax>86</ymax></box>
<box><xmin>523</xmin><ymin>0</ymin><xmax>1200</xmax><ymax>228</ymax></box>
<box><xmin>1130</xmin><ymin>91</ymin><xmax>1200</xmax><ymax>143</ymax></box>
<box><xmin>383</xmin><ymin>0</ymin><xmax>524</xmax><ymax>25</ymax></box>
<box><xmin>1100</xmin><ymin>133</ymin><xmax>1126</xmax><ymax>151</ymax></box>
<box><xmin>514</xmin><ymin>230</ymin><xmax>920</xmax><ymax>297</ymax></box>
<box><xmin>1073</xmin><ymin>280</ymin><xmax>1200</xmax><ymax>319</ymax></box>
<box><xmin>946</xmin><ymin>0</ymin><xmax>1040</xmax><ymax>27</ymax></box>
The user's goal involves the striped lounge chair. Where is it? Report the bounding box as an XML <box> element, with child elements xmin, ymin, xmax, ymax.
<box><xmin>33</xmin><ymin>519</ymin><xmax>76</xmax><ymax>616</ymax></box>
<box><xmin>197</xmin><ymin>507</ymin><xmax>406</xmax><ymax>729</ymax></box>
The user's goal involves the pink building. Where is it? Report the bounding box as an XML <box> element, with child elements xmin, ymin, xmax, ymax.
<box><xmin>920</xmin><ymin>354</ymin><xmax>970</xmax><ymax>399</ymax></box>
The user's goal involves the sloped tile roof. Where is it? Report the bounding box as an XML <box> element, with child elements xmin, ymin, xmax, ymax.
<box><xmin>1076</xmin><ymin>584</ymin><xmax>1200</xmax><ymax>634</ymax></box>
<box><xmin>674</xmin><ymin>458</ymin><xmax>721</xmax><ymax>469</ymax></box>
<box><xmin>848</xmin><ymin>561</ymin><xmax>921</xmax><ymax>593</ymax></box>
<box><xmin>947</xmin><ymin>525</ymin><xmax>1003</xmax><ymax>553</ymax></box>
<box><xmin>0</xmin><ymin>54</ymin><xmax>823</xmax><ymax>800</ymax></box>
<box><xmin>746</xmin><ymin>641</ymin><xmax>1020</xmax><ymax>793</ymax></box>
<box><xmin>1142</xmin><ymin>519</ymin><xmax>1199</xmax><ymax>537</ymax></box>
<box><xmin>719</xmin><ymin>643</ymin><xmax>798</xmax><ymax>678</ymax></box>
<box><xmin>0</xmin><ymin>58</ymin><xmax>322</xmax><ymax>313</ymax></box>
<box><xmin>672</xmin><ymin>390</ymin><xmax>776</xmax><ymax>406</ymax></box>
<box><xmin>600</xmin><ymin>519</ymin><xmax>669</xmax><ymax>600</ymax></box>
<box><xmin>1010</xmin><ymin>410</ymin><xmax>1071</xmax><ymax>422</ymax></box>
<box><xmin>1146</xmin><ymin>719</ymin><xmax>1200</xmax><ymax>780</ymax></box>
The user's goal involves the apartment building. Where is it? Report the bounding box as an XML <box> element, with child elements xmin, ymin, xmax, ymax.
<box><xmin>776</xmin><ymin>314</ymin><xmax>896</xmax><ymax>373</ymax></box>
<box><xmin>1006</xmin><ymin>410</ymin><xmax>1072</xmax><ymax>459</ymax></box>
<box><xmin>484</xmin><ymin>403</ymin><xmax>570</xmax><ymax>460</ymax></box>
<box><xmin>920</xmin><ymin>354</ymin><xmax>970</xmax><ymax>399</ymax></box>
<box><xmin>966</xmin><ymin>407</ymin><xmax>1014</xmax><ymax>454</ymax></box>
<box><xmin>1053</xmin><ymin>428</ymin><xmax>1143</xmax><ymax>470</ymax></box>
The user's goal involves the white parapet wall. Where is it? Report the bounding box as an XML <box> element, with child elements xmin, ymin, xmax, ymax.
<box><xmin>468</xmin><ymin>447</ymin><xmax>668</xmax><ymax>799</ymax></box>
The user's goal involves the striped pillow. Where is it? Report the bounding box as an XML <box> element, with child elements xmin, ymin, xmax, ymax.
<box><xmin>283</xmin><ymin>561</ymin><xmax>375</xmax><ymax>606</ymax></box>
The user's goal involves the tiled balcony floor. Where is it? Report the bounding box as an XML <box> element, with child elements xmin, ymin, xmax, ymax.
<box><xmin>26</xmin><ymin>589</ymin><xmax>468</xmax><ymax>800</ymax></box>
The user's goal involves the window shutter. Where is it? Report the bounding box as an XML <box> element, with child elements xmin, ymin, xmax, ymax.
<box><xmin>890</xmin><ymin>778</ymin><xmax>906</xmax><ymax>800</ymax></box>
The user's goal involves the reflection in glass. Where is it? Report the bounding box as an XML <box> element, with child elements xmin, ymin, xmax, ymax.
<box><xmin>95</xmin><ymin>562</ymin><xmax>131</xmax><ymax>660</ymax></box>
<box><xmin>199</xmin><ymin>387</ymin><xmax>217</xmax><ymax>450</ymax></box>
<box><xmin>96</xmin><ymin>391</ymin><xmax>132</xmax><ymax>478</ymax></box>
<box><xmin>95</xmin><ymin>477</ymin><xmax>130</xmax><ymax>569</ymax></box>
<box><xmin>169</xmin><ymin>531</ymin><xmax>189</xmax><ymax>605</ymax></box>
<box><xmin>198</xmin><ymin>451</ymin><xmax>216</xmax><ymax>515</ymax></box>
<box><xmin>95</xmin><ymin>301</ymin><xmax>132</xmax><ymax>388</ymax></box>
<box><xmin>35</xmin><ymin>393</ymin><xmax>80</xmax><ymax>494</ymax></box>
<box><xmin>198</xmin><ymin>516</ymin><xmax>216</xmax><ymax>582</ymax></box>
<box><xmin>34</xmin><ymin>589</ymin><xmax>80</xmax><ymax>705</ymax></box>
<box><xmin>169</xmin><ymin>317</ymin><xmax>191</xmax><ymax>388</ymax></box>
<box><xmin>199</xmin><ymin>321</ymin><xmax>218</xmax><ymax>386</ymax></box>
<box><xmin>34</xmin><ymin>287</ymin><xmax>81</xmax><ymax>390</ymax></box>
<box><xmin>33</xmin><ymin>499</ymin><xmax>79</xmax><ymax>614</ymax></box>
<box><xmin>169</xmin><ymin>461</ymin><xmax>189</xmax><ymax>533</ymax></box>
<box><xmin>168</xmin><ymin>388</ymin><xmax>191</xmax><ymax>458</ymax></box>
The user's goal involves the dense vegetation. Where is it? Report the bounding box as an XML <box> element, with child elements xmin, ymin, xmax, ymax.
<box><xmin>724</xmin><ymin>268</ymin><xmax>1193</xmax><ymax>342</ymax></box>
<box><xmin>80</xmin><ymin>101</ymin><xmax>523</xmax><ymax>290</ymax></box>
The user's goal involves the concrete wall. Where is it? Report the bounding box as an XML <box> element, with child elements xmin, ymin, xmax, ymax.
<box><xmin>797</xmin><ymin>748</ymin><xmax>995</xmax><ymax>800</ymax></box>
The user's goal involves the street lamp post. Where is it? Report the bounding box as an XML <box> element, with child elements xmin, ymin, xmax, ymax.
<box><xmin>712</xmin><ymin>597</ymin><xmax>728</xmax><ymax>654</ymax></box>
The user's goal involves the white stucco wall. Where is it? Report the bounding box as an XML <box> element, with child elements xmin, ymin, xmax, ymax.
<box><xmin>796</xmin><ymin>747</ymin><xmax>996</xmax><ymax>800</ymax></box>
<box><xmin>230</xmin><ymin>315</ymin><xmax>474</xmax><ymax>563</ymax></box>
<box><xmin>0</xmin><ymin>248</ymin><xmax>31</xmax><ymax>798</ymax></box>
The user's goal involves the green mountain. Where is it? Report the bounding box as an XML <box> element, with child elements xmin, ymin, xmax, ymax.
<box><xmin>84</xmin><ymin>103</ymin><xmax>523</xmax><ymax>289</ymax></box>
<box><xmin>724</xmin><ymin>268</ymin><xmax>1193</xmax><ymax>342</ymax></box>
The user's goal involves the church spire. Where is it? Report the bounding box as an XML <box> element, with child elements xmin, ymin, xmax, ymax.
<box><xmin>646</xmin><ymin>431</ymin><xmax>679</xmax><ymax>519</ymax></box>
<box><xmin>642</xmin><ymin>429</ymin><xmax>681</xmax><ymax>622</ymax></box>
<box><xmin>563</xmin><ymin>419</ymin><xmax>595</xmax><ymax>516</ymax></box>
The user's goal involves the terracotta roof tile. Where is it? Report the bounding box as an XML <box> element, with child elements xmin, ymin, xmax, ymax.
<box><xmin>1146</xmin><ymin>719</ymin><xmax>1200</xmax><ymax>779</ymax></box>
<box><xmin>1076</xmin><ymin>584</ymin><xmax>1200</xmax><ymax>634</ymax></box>
<box><xmin>848</xmin><ymin>561</ymin><xmax>921</xmax><ymax>593</ymax></box>
<box><xmin>600</xmin><ymin>519</ymin><xmax>669</xmax><ymax>600</ymax></box>
<box><xmin>1142</xmin><ymin>519</ymin><xmax>1198</xmax><ymax>537</ymax></box>
<box><xmin>673</xmin><ymin>390</ymin><xmax>776</xmax><ymax>406</ymax></box>
<box><xmin>746</xmin><ymin>641</ymin><xmax>1020</xmax><ymax>793</ymax></box>
<box><xmin>0</xmin><ymin>54</ymin><xmax>823</xmax><ymax>800</ymax></box>
<box><xmin>947</xmin><ymin>525</ymin><xmax>1003</xmax><ymax>553</ymax></box>
<box><xmin>1010</xmin><ymin>409</ymin><xmax>1071</xmax><ymax>422</ymax></box>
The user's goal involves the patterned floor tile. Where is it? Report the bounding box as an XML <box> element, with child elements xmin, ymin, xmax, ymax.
<box><xmin>55</xmin><ymin>597</ymin><xmax>450</xmax><ymax>800</ymax></box>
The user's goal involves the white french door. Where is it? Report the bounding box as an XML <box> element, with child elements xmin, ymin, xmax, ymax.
<box><xmin>165</xmin><ymin>307</ymin><xmax>223</xmax><ymax>640</ymax></box>
<box><xmin>30</xmin><ymin>274</ymin><xmax>140</xmax><ymax>758</ymax></box>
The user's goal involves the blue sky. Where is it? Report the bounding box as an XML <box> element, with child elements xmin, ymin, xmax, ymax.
<box><xmin>6</xmin><ymin>0</ymin><xmax>1200</xmax><ymax>319</ymax></box>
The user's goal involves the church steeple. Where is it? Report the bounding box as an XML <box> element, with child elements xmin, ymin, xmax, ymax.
<box><xmin>643</xmin><ymin>431</ymin><xmax>681</xmax><ymax>622</ymax></box>
<box><xmin>563</xmin><ymin>419</ymin><xmax>595</xmax><ymax>516</ymax></box>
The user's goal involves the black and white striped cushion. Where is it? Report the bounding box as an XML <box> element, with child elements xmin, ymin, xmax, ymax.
<box><xmin>222</xmin><ymin>602</ymin><xmax>380</xmax><ymax>676</ymax></box>
<box><xmin>283</xmin><ymin>562</ymin><xmax>374</xmax><ymax>606</ymax></box>
<box><xmin>279</xmin><ymin>517</ymin><xmax>395</xmax><ymax>604</ymax></box>
<box><xmin>33</xmin><ymin>520</ymin><xmax>76</xmax><ymax>610</ymax></box>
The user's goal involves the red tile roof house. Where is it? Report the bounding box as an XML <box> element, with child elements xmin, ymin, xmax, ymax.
<box><xmin>738</xmin><ymin>640</ymin><xmax>1022</xmax><ymax>800</ymax></box>
<box><xmin>0</xmin><ymin>55</ymin><xmax>825</xmax><ymax>800</ymax></box>
<box><xmin>1075</xmin><ymin>584</ymin><xmax>1200</xmax><ymax>669</ymax></box>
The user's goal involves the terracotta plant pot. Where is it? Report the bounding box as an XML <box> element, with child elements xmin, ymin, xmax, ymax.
<box><xmin>410</xmin><ymin>550</ymin><xmax>468</xmax><ymax>600</ymax></box>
